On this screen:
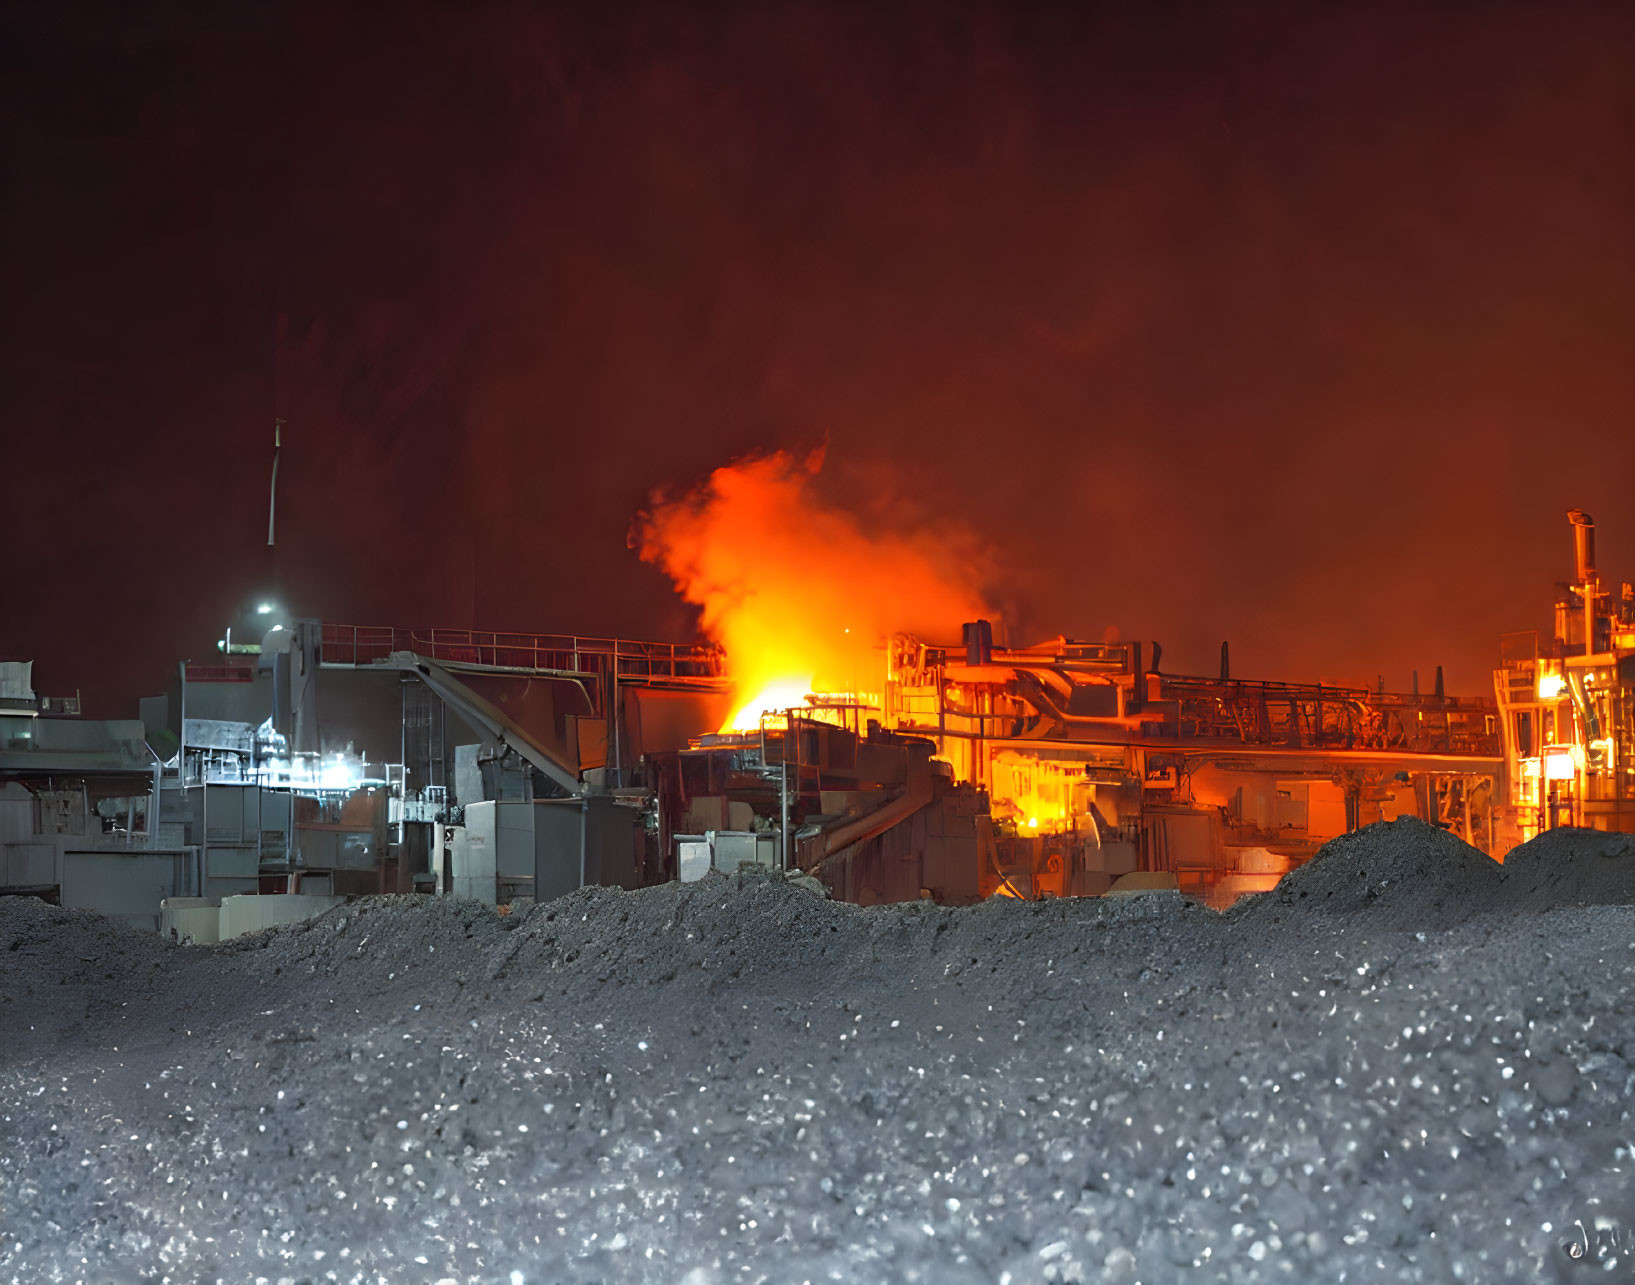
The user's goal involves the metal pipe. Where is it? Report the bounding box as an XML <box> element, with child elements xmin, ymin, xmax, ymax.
<box><xmin>200</xmin><ymin>758</ymin><xmax>209</xmax><ymax>899</ymax></box>
<box><xmin>890</xmin><ymin>722</ymin><xmax>1502</xmax><ymax>768</ymax></box>
<box><xmin>780</xmin><ymin>762</ymin><xmax>790</xmax><ymax>871</ymax></box>
<box><xmin>1566</xmin><ymin>669</ymin><xmax>1602</xmax><ymax>742</ymax></box>
<box><xmin>178</xmin><ymin>660</ymin><xmax>195</xmax><ymax>887</ymax></box>
<box><xmin>803</xmin><ymin>747</ymin><xmax>933</xmax><ymax>871</ymax></box>
<box><xmin>146</xmin><ymin>746</ymin><xmax>162</xmax><ymax>851</ymax></box>
<box><xmin>944</xmin><ymin>707</ymin><xmax>1150</xmax><ymax>732</ymax></box>
<box><xmin>285</xmin><ymin>777</ymin><xmax>294</xmax><ymax>883</ymax></box>
<box><xmin>610</xmin><ymin>668</ymin><xmax>621</xmax><ymax>788</ymax></box>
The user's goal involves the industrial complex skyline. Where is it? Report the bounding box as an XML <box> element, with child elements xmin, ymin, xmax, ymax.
<box><xmin>6</xmin><ymin>9</ymin><xmax>1635</xmax><ymax>1279</ymax></box>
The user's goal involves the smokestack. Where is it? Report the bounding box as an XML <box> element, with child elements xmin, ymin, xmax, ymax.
<box><xmin>1568</xmin><ymin>508</ymin><xmax>1596</xmax><ymax>584</ymax></box>
<box><xmin>1434</xmin><ymin>665</ymin><xmax>1445</xmax><ymax>702</ymax></box>
<box><xmin>962</xmin><ymin>619</ymin><xmax>993</xmax><ymax>667</ymax></box>
<box><xmin>1569</xmin><ymin>508</ymin><xmax>1601</xmax><ymax>656</ymax></box>
<box><xmin>1149</xmin><ymin>641</ymin><xmax>1163</xmax><ymax>674</ymax></box>
<box><xmin>1412</xmin><ymin>669</ymin><xmax>1420</xmax><ymax>699</ymax></box>
<box><xmin>1220</xmin><ymin>641</ymin><xmax>1230</xmax><ymax>681</ymax></box>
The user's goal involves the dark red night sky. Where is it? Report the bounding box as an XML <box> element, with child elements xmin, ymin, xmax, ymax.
<box><xmin>3</xmin><ymin>1</ymin><xmax>1633</xmax><ymax>714</ymax></box>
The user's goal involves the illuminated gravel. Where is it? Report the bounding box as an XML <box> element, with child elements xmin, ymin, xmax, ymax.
<box><xmin>2</xmin><ymin>819</ymin><xmax>1633</xmax><ymax>1283</ymax></box>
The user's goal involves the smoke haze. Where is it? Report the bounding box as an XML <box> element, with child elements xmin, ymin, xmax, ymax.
<box><xmin>3</xmin><ymin>2</ymin><xmax>1632</xmax><ymax>711</ymax></box>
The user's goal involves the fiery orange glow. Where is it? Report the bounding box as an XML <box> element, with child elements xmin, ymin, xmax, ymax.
<box><xmin>635</xmin><ymin>448</ymin><xmax>990</xmax><ymax>732</ymax></box>
<box><xmin>992</xmin><ymin>750</ymin><xmax>1081</xmax><ymax>833</ymax></box>
<box><xmin>724</xmin><ymin>676</ymin><xmax>814</xmax><ymax>732</ymax></box>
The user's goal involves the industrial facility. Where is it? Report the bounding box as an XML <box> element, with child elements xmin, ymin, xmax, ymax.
<box><xmin>2</xmin><ymin>510</ymin><xmax>1629</xmax><ymax>930</ymax></box>
<box><xmin>1493</xmin><ymin>509</ymin><xmax>1635</xmax><ymax>839</ymax></box>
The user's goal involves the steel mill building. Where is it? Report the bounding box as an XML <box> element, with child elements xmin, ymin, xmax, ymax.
<box><xmin>3</xmin><ymin>511</ymin><xmax>1631</xmax><ymax>933</ymax></box>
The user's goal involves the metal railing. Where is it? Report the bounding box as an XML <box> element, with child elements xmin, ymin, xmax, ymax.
<box><xmin>319</xmin><ymin>622</ymin><xmax>723</xmax><ymax>681</ymax></box>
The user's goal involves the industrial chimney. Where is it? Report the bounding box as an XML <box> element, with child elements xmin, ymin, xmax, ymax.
<box><xmin>1567</xmin><ymin>508</ymin><xmax>1602</xmax><ymax>656</ymax></box>
<box><xmin>1568</xmin><ymin>508</ymin><xmax>1596</xmax><ymax>585</ymax></box>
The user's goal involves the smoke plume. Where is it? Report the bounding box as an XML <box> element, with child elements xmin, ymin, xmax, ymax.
<box><xmin>634</xmin><ymin>448</ymin><xmax>992</xmax><ymax>729</ymax></box>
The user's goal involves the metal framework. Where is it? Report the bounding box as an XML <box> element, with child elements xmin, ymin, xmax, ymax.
<box><xmin>318</xmin><ymin>622</ymin><xmax>722</xmax><ymax>686</ymax></box>
<box><xmin>1163</xmin><ymin>676</ymin><xmax>1498</xmax><ymax>756</ymax></box>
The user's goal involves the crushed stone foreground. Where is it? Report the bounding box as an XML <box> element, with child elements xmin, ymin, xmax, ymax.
<box><xmin>3</xmin><ymin>817</ymin><xmax>1634</xmax><ymax>1284</ymax></box>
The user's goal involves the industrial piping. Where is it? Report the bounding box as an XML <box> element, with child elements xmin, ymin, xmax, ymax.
<box><xmin>798</xmin><ymin>741</ymin><xmax>935</xmax><ymax>875</ymax></box>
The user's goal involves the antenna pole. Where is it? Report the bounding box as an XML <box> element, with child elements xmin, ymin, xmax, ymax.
<box><xmin>268</xmin><ymin>419</ymin><xmax>284</xmax><ymax>546</ymax></box>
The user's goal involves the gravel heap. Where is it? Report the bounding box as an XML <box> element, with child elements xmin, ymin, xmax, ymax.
<box><xmin>3</xmin><ymin>818</ymin><xmax>1634</xmax><ymax>1284</ymax></box>
<box><xmin>1499</xmin><ymin>826</ymin><xmax>1635</xmax><ymax>913</ymax></box>
<box><xmin>1237</xmin><ymin>816</ymin><xmax>1510</xmax><ymax>931</ymax></box>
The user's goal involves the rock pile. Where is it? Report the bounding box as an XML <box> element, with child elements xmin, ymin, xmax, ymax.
<box><xmin>2</xmin><ymin>823</ymin><xmax>1632</xmax><ymax>1283</ymax></box>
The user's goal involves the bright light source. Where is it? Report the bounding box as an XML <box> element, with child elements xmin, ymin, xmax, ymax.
<box><xmin>1026</xmin><ymin>817</ymin><xmax>1040</xmax><ymax>829</ymax></box>
<box><xmin>256</xmin><ymin>602</ymin><xmax>275</xmax><ymax>615</ymax></box>
<box><xmin>721</xmin><ymin>676</ymin><xmax>816</xmax><ymax>733</ymax></box>
<box><xmin>1537</xmin><ymin>672</ymin><xmax>1566</xmax><ymax>701</ymax></box>
<box><xmin>1544</xmin><ymin>749</ymin><xmax>1577</xmax><ymax>781</ymax></box>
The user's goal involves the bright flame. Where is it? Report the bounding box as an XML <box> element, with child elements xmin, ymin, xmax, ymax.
<box><xmin>725</xmin><ymin>676</ymin><xmax>815</xmax><ymax>732</ymax></box>
<box><xmin>991</xmin><ymin>750</ymin><xmax>1079</xmax><ymax>833</ymax></box>
<box><xmin>1537</xmin><ymin>672</ymin><xmax>1566</xmax><ymax>700</ymax></box>
<box><xmin>635</xmin><ymin>448</ymin><xmax>990</xmax><ymax>732</ymax></box>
